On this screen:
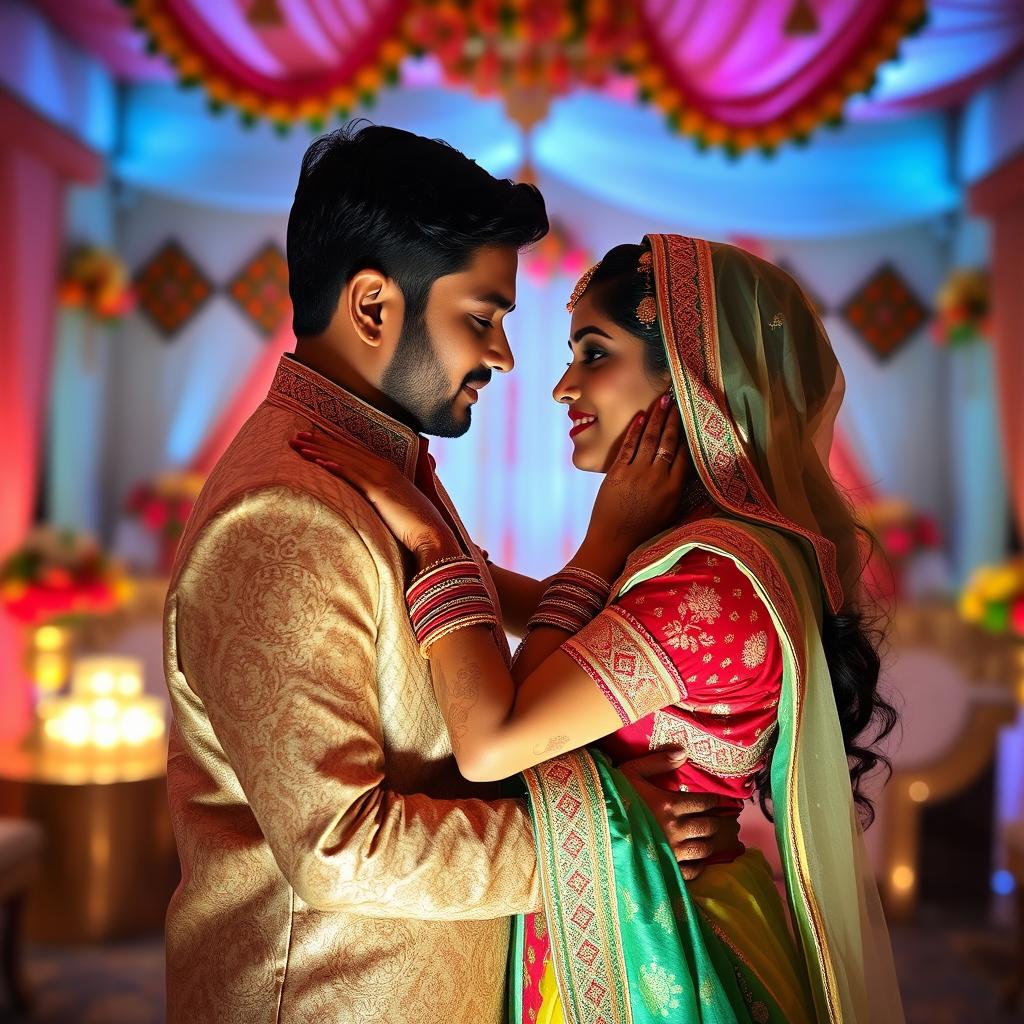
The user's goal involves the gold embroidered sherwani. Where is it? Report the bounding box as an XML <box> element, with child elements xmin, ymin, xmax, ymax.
<box><xmin>163</xmin><ymin>356</ymin><xmax>539</xmax><ymax>1023</ymax></box>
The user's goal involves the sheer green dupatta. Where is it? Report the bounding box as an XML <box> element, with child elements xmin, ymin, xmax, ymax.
<box><xmin>617</xmin><ymin>519</ymin><xmax>904</xmax><ymax>1023</ymax></box>
<box><xmin>507</xmin><ymin>748</ymin><xmax>746</xmax><ymax>1024</ymax></box>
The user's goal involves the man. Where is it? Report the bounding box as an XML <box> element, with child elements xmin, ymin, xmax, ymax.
<box><xmin>164</xmin><ymin>124</ymin><xmax>725</xmax><ymax>1023</ymax></box>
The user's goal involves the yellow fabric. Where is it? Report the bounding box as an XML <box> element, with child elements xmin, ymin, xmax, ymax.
<box><xmin>164</xmin><ymin>357</ymin><xmax>540</xmax><ymax>1024</ymax></box>
<box><xmin>536</xmin><ymin>849</ymin><xmax>814</xmax><ymax>1024</ymax></box>
<box><xmin>691</xmin><ymin>850</ymin><xmax>814</xmax><ymax>1024</ymax></box>
<box><xmin>538</xmin><ymin>958</ymin><xmax>564</xmax><ymax>1024</ymax></box>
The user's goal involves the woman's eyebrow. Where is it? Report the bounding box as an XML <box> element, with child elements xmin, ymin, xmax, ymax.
<box><xmin>570</xmin><ymin>325</ymin><xmax>613</xmax><ymax>344</ymax></box>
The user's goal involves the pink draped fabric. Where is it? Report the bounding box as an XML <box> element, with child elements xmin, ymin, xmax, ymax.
<box><xmin>0</xmin><ymin>92</ymin><xmax>101</xmax><ymax>740</ymax></box>
<box><xmin>31</xmin><ymin>0</ymin><xmax>172</xmax><ymax>82</ymax></box>
<box><xmin>971</xmin><ymin>151</ymin><xmax>1024</xmax><ymax>542</ymax></box>
<box><xmin>190</xmin><ymin>319</ymin><xmax>295</xmax><ymax>476</ymax></box>
<box><xmin>31</xmin><ymin>0</ymin><xmax>1022</xmax><ymax>123</ymax></box>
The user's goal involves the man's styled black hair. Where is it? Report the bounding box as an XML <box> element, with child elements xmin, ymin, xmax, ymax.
<box><xmin>287</xmin><ymin>123</ymin><xmax>549</xmax><ymax>336</ymax></box>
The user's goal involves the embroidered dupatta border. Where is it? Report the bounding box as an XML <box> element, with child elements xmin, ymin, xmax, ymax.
<box><xmin>521</xmin><ymin>752</ymin><xmax>632</xmax><ymax>1024</ymax></box>
<box><xmin>644</xmin><ymin>233</ymin><xmax>844</xmax><ymax>615</ymax></box>
<box><xmin>613</xmin><ymin>517</ymin><xmax>841</xmax><ymax>1024</ymax></box>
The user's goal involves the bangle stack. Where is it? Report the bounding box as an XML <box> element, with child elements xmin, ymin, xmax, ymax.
<box><xmin>526</xmin><ymin>566</ymin><xmax>611</xmax><ymax>634</ymax></box>
<box><xmin>406</xmin><ymin>556</ymin><xmax>497</xmax><ymax>658</ymax></box>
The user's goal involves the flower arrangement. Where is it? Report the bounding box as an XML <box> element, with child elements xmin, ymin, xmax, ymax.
<box><xmin>861</xmin><ymin>499</ymin><xmax>942</xmax><ymax>560</ymax></box>
<box><xmin>932</xmin><ymin>268</ymin><xmax>990</xmax><ymax>347</ymax></box>
<box><xmin>403</xmin><ymin>1</ymin><xmax>641</xmax><ymax>98</ymax></box>
<box><xmin>522</xmin><ymin>220</ymin><xmax>591</xmax><ymax>284</ymax></box>
<box><xmin>124</xmin><ymin>472</ymin><xmax>205</xmax><ymax>540</ymax></box>
<box><xmin>57</xmin><ymin>245</ymin><xmax>135</xmax><ymax>323</ymax></box>
<box><xmin>959</xmin><ymin>559</ymin><xmax>1024</xmax><ymax>637</ymax></box>
<box><xmin>0</xmin><ymin>527</ymin><xmax>132</xmax><ymax>626</ymax></box>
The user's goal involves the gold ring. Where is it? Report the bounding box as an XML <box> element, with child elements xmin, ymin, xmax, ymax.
<box><xmin>655</xmin><ymin>449</ymin><xmax>673</xmax><ymax>462</ymax></box>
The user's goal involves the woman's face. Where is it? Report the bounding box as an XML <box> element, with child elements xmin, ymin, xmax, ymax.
<box><xmin>553</xmin><ymin>287</ymin><xmax>670</xmax><ymax>473</ymax></box>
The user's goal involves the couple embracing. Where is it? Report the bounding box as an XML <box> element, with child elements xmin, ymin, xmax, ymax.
<box><xmin>163</xmin><ymin>124</ymin><xmax>903</xmax><ymax>1023</ymax></box>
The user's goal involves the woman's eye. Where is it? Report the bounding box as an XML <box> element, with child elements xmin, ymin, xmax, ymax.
<box><xmin>581</xmin><ymin>347</ymin><xmax>607</xmax><ymax>364</ymax></box>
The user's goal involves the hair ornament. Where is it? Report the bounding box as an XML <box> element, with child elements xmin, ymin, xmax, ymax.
<box><xmin>635</xmin><ymin>246</ymin><xmax>656</xmax><ymax>326</ymax></box>
<box><xmin>636</xmin><ymin>295</ymin><xmax>658</xmax><ymax>327</ymax></box>
<box><xmin>769</xmin><ymin>312</ymin><xmax>785</xmax><ymax>330</ymax></box>
<box><xmin>567</xmin><ymin>262</ymin><xmax>602</xmax><ymax>311</ymax></box>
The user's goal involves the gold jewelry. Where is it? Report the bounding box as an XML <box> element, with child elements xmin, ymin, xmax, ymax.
<box><xmin>655</xmin><ymin>448</ymin><xmax>674</xmax><ymax>463</ymax></box>
<box><xmin>636</xmin><ymin>295</ymin><xmax>658</xmax><ymax>327</ymax></box>
<box><xmin>567</xmin><ymin>262</ymin><xmax>602</xmax><ymax>311</ymax></box>
<box><xmin>635</xmin><ymin>247</ymin><xmax>657</xmax><ymax>326</ymax></box>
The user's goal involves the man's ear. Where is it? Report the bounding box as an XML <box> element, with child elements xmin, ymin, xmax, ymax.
<box><xmin>345</xmin><ymin>269</ymin><xmax>400</xmax><ymax>349</ymax></box>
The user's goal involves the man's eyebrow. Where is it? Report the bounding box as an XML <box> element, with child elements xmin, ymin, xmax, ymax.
<box><xmin>474</xmin><ymin>291</ymin><xmax>515</xmax><ymax>312</ymax></box>
<box><xmin>570</xmin><ymin>325</ymin><xmax>613</xmax><ymax>344</ymax></box>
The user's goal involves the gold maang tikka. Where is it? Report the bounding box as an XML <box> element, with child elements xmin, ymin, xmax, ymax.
<box><xmin>567</xmin><ymin>262</ymin><xmax>601</xmax><ymax>312</ymax></box>
<box><xmin>635</xmin><ymin>249</ymin><xmax>657</xmax><ymax>326</ymax></box>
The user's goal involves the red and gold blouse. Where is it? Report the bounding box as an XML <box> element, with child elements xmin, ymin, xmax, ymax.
<box><xmin>564</xmin><ymin>546</ymin><xmax>783</xmax><ymax>806</ymax></box>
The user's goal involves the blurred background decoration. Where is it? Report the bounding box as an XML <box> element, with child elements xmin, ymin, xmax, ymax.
<box><xmin>2</xmin><ymin>0</ymin><xmax>1024</xmax><ymax>1020</ymax></box>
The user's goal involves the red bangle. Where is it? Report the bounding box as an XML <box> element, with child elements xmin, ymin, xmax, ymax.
<box><xmin>526</xmin><ymin>565</ymin><xmax>611</xmax><ymax>634</ymax></box>
<box><xmin>406</xmin><ymin>557</ymin><xmax>497</xmax><ymax>657</ymax></box>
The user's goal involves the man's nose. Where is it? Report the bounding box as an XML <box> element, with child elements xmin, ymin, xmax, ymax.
<box><xmin>484</xmin><ymin>330</ymin><xmax>514</xmax><ymax>374</ymax></box>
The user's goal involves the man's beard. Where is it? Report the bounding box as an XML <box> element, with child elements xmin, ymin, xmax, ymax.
<box><xmin>380</xmin><ymin>311</ymin><xmax>479</xmax><ymax>438</ymax></box>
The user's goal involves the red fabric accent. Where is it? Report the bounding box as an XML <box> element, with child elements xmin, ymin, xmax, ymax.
<box><xmin>595</xmin><ymin>548</ymin><xmax>783</xmax><ymax>803</ymax></box>
<box><xmin>830</xmin><ymin>426</ymin><xmax>878</xmax><ymax>504</ymax></box>
<box><xmin>0</xmin><ymin>105</ymin><xmax>85</xmax><ymax>738</ymax></box>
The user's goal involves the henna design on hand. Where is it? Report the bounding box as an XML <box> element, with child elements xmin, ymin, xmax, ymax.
<box><xmin>435</xmin><ymin>655</ymin><xmax>480</xmax><ymax>750</ymax></box>
<box><xmin>532</xmin><ymin>735</ymin><xmax>570</xmax><ymax>758</ymax></box>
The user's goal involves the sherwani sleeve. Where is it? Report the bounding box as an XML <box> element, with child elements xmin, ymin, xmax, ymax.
<box><xmin>172</xmin><ymin>486</ymin><xmax>539</xmax><ymax>919</ymax></box>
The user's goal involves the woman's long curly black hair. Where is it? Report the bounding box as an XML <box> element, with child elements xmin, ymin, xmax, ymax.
<box><xmin>582</xmin><ymin>243</ymin><xmax>899</xmax><ymax>826</ymax></box>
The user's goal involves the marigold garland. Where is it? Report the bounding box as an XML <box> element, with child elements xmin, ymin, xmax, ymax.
<box><xmin>124</xmin><ymin>472</ymin><xmax>205</xmax><ymax>540</ymax></box>
<box><xmin>120</xmin><ymin>0</ymin><xmax>928</xmax><ymax>154</ymax></box>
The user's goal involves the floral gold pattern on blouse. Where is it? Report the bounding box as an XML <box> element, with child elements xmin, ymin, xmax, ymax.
<box><xmin>585</xmin><ymin>539</ymin><xmax>785</xmax><ymax>802</ymax></box>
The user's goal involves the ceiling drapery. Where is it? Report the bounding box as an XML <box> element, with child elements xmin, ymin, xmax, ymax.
<box><xmin>35</xmin><ymin>0</ymin><xmax>945</xmax><ymax>153</ymax></box>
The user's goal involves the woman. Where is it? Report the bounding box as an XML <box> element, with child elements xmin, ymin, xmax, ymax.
<box><xmin>293</xmin><ymin>235</ymin><xmax>903</xmax><ymax>1023</ymax></box>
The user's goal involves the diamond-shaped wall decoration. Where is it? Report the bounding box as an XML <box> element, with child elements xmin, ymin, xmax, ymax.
<box><xmin>133</xmin><ymin>241</ymin><xmax>213</xmax><ymax>338</ymax></box>
<box><xmin>227</xmin><ymin>242</ymin><xmax>290</xmax><ymax>337</ymax></box>
<box><xmin>776</xmin><ymin>260</ymin><xmax>827</xmax><ymax>318</ymax></box>
<box><xmin>840</xmin><ymin>263</ymin><xmax>928</xmax><ymax>360</ymax></box>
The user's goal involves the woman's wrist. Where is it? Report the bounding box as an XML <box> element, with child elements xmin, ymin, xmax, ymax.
<box><xmin>572</xmin><ymin>533</ymin><xmax>628</xmax><ymax>585</ymax></box>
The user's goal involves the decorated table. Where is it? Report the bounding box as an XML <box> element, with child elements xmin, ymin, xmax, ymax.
<box><xmin>0</xmin><ymin>737</ymin><xmax>177</xmax><ymax>943</ymax></box>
